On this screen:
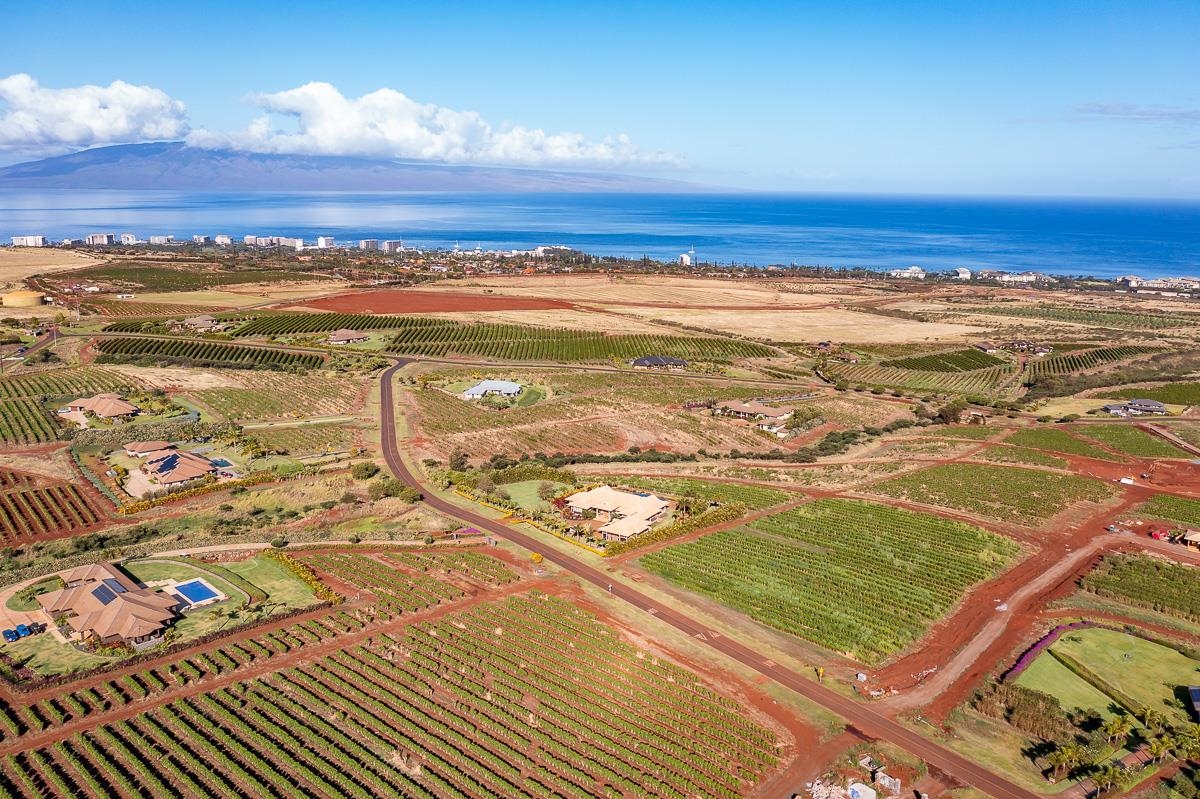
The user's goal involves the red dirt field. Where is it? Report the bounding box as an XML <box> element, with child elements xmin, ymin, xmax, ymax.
<box><xmin>289</xmin><ymin>288</ymin><xmax>575</xmax><ymax>313</ymax></box>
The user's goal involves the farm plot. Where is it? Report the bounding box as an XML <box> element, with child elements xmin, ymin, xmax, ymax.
<box><xmin>235</xmin><ymin>312</ymin><xmax>444</xmax><ymax>337</ymax></box>
<box><xmin>190</xmin><ymin>372</ymin><xmax>366</xmax><ymax>421</ymax></box>
<box><xmin>84</xmin><ymin>301</ymin><xmax>229</xmax><ymax>318</ymax></box>
<box><xmin>54</xmin><ymin>263</ymin><xmax>318</xmax><ymax>292</ymax></box>
<box><xmin>964</xmin><ymin>305</ymin><xmax>1194</xmax><ymax>330</ymax></box>
<box><xmin>641</xmin><ymin>499</ymin><xmax>1019</xmax><ymax>662</ymax></box>
<box><xmin>387</xmin><ymin>320</ymin><xmax>775</xmax><ymax>362</ymax></box>
<box><xmin>1003</xmin><ymin>428</ymin><xmax>1119</xmax><ymax>461</ymax></box>
<box><xmin>0</xmin><ymin>594</ymin><xmax>781</xmax><ymax>799</ymax></box>
<box><xmin>612</xmin><ymin>476</ymin><xmax>793</xmax><ymax>510</ymax></box>
<box><xmin>1023</xmin><ymin>346</ymin><xmax>1163</xmax><ymax>379</ymax></box>
<box><xmin>824</xmin><ymin>362</ymin><xmax>1017</xmax><ymax>395</ymax></box>
<box><xmin>1135</xmin><ymin>494</ymin><xmax>1200</xmax><ymax>528</ymax></box>
<box><xmin>0</xmin><ymin>367</ymin><xmax>130</xmax><ymax>400</ymax></box>
<box><xmin>382</xmin><ymin>550</ymin><xmax>520</xmax><ymax>585</ymax></box>
<box><xmin>880</xmin><ymin>348</ymin><xmax>1008</xmax><ymax>372</ymax></box>
<box><xmin>867</xmin><ymin>463</ymin><xmax>1114</xmax><ymax>525</ymax></box>
<box><xmin>94</xmin><ymin>337</ymin><xmax>323</xmax><ymax>371</ymax></box>
<box><xmin>1099</xmin><ymin>382</ymin><xmax>1200</xmax><ymax>406</ymax></box>
<box><xmin>298</xmin><ymin>553</ymin><xmax>467</xmax><ymax>618</ymax></box>
<box><xmin>1081</xmin><ymin>554</ymin><xmax>1200</xmax><ymax>622</ymax></box>
<box><xmin>976</xmin><ymin>446</ymin><xmax>1069</xmax><ymax>469</ymax></box>
<box><xmin>250</xmin><ymin>423</ymin><xmax>357</xmax><ymax>455</ymax></box>
<box><xmin>0</xmin><ymin>485</ymin><xmax>101</xmax><ymax>543</ymax></box>
<box><xmin>0</xmin><ymin>399</ymin><xmax>59</xmax><ymax>446</ymax></box>
<box><xmin>1073</xmin><ymin>424</ymin><xmax>1190</xmax><ymax>458</ymax></box>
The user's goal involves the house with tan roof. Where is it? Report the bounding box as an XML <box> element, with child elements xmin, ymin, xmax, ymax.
<box><xmin>123</xmin><ymin>441</ymin><xmax>174</xmax><ymax>457</ymax></box>
<box><xmin>181</xmin><ymin>314</ymin><xmax>220</xmax><ymax>331</ymax></box>
<box><xmin>37</xmin><ymin>562</ymin><xmax>177</xmax><ymax>647</ymax></box>
<box><xmin>62</xmin><ymin>393</ymin><xmax>139</xmax><ymax>419</ymax></box>
<box><xmin>716</xmin><ymin>400</ymin><xmax>792</xmax><ymax>423</ymax></box>
<box><xmin>142</xmin><ymin>450</ymin><xmax>216</xmax><ymax>487</ymax></box>
<box><xmin>566</xmin><ymin>485</ymin><xmax>670</xmax><ymax>542</ymax></box>
<box><xmin>327</xmin><ymin>328</ymin><xmax>369</xmax><ymax>345</ymax></box>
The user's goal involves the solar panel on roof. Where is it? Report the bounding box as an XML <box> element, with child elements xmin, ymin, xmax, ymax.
<box><xmin>91</xmin><ymin>584</ymin><xmax>117</xmax><ymax>605</ymax></box>
<box><xmin>101</xmin><ymin>578</ymin><xmax>128</xmax><ymax>594</ymax></box>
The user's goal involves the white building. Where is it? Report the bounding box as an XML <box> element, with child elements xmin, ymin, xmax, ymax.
<box><xmin>119</xmin><ymin>233</ymin><xmax>139</xmax><ymax>245</ymax></box>
<box><xmin>462</xmin><ymin>380</ymin><xmax>522</xmax><ymax>400</ymax></box>
<box><xmin>10</xmin><ymin>235</ymin><xmax>46</xmax><ymax>247</ymax></box>
<box><xmin>192</xmin><ymin>235</ymin><xmax>210</xmax><ymax>244</ymax></box>
<box><xmin>359</xmin><ymin>239</ymin><xmax>379</xmax><ymax>251</ymax></box>
<box><xmin>243</xmin><ymin>234</ymin><xmax>259</xmax><ymax>245</ymax></box>
<box><xmin>278</xmin><ymin>237</ymin><xmax>304</xmax><ymax>251</ymax></box>
<box><xmin>678</xmin><ymin>252</ymin><xmax>692</xmax><ymax>267</ymax></box>
<box><xmin>317</xmin><ymin>236</ymin><xmax>336</xmax><ymax>249</ymax></box>
<box><xmin>86</xmin><ymin>233</ymin><xmax>116</xmax><ymax>246</ymax></box>
<box><xmin>382</xmin><ymin>240</ymin><xmax>404</xmax><ymax>253</ymax></box>
<box><xmin>953</xmin><ymin>267</ymin><xmax>972</xmax><ymax>280</ymax></box>
<box><xmin>149</xmin><ymin>235</ymin><xmax>174</xmax><ymax>245</ymax></box>
<box><xmin>214</xmin><ymin>235</ymin><xmax>232</xmax><ymax>246</ymax></box>
<box><xmin>888</xmin><ymin>266</ymin><xmax>926</xmax><ymax>280</ymax></box>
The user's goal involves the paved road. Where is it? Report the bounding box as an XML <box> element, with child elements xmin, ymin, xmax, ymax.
<box><xmin>378</xmin><ymin>362</ymin><xmax>1040</xmax><ymax>799</ymax></box>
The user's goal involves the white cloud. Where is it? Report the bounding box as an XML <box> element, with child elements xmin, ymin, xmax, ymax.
<box><xmin>187</xmin><ymin>81</ymin><xmax>678</xmax><ymax>168</ymax></box>
<box><xmin>0</xmin><ymin>73</ymin><xmax>189</xmax><ymax>152</ymax></box>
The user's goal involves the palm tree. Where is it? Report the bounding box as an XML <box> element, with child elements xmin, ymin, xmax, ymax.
<box><xmin>1146</xmin><ymin>734</ymin><xmax>1174</xmax><ymax>764</ymax></box>
<box><xmin>1053</xmin><ymin>742</ymin><xmax>1088</xmax><ymax>778</ymax></box>
<box><xmin>1093</xmin><ymin>763</ymin><xmax>1125</xmax><ymax>794</ymax></box>
<box><xmin>1102</xmin><ymin>715</ymin><xmax>1134</xmax><ymax>746</ymax></box>
<box><xmin>1137</xmin><ymin>706</ymin><xmax>1167</xmax><ymax>735</ymax></box>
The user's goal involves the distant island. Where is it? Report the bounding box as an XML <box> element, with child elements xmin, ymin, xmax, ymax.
<box><xmin>0</xmin><ymin>141</ymin><xmax>695</xmax><ymax>193</ymax></box>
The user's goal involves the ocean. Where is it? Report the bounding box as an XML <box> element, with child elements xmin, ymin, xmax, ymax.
<box><xmin>2</xmin><ymin>190</ymin><xmax>1198</xmax><ymax>279</ymax></box>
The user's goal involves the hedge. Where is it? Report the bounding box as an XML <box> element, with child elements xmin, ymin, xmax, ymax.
<box><xmin>117</xmin><ymin>471</ymin><xmax>276</xmax><ymax>515</ymax></box>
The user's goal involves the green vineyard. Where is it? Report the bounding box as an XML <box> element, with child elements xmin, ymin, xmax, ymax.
<box><xmin>824</xmin><ymin>362</ymin><xmax>1017</xmax><ymax>395</ymax></box>
<box><xmin>967</xmin><ymin>305</ymin><xmax>1195</xmax><ymax>330</ymax></box>
<box><xmin>385</xmin><ymin>321</ymin><xmax>776</xmax><ymax>362</ymax></box>
<box><xmin>0</xmin><ymin>485</ymin><xmax>102</xmax><ymax>543</ymax></box>
<box><xmin>0</xmin><ymin>399</ymin><xmax>59</xmax><ymax>446</ymax></box>
<box><xmin>1023</xmin><ymin>346</ymin><xmax>1163</xmax><ymax>379</ymax></box>
<box><xmin>880</xmin><ymin>348</ymin><xmax>1007</xmax><ymax>372</ymax></box>
<box><xmin>234</xmin><ymin>312</ymin><xmax>443</xmax><ymax>337</ymax></box>
<box><xmin>640</xmin><ymin>499</ymin><xmax>1019</xmax><ymax>662</ymax></box>
<box><xmin>93</xmin><ymin>338</ymin><xmax>323</xmax><ymax>371</ymax></box>
<box><xmin>0</xmin><ymin>367</ymin><xmax>130</xmax><ymax>400</ymax></box>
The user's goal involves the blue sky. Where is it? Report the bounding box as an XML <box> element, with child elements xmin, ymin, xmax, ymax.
<box><xmin>1</xmin><ymin>0</ymin><xmax>1197</xmax><ymax>196</ymax></box>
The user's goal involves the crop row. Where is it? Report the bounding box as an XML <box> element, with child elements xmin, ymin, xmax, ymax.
<box><xmin>0</xmin><ymin>485</ymin><xmax>100</xmax><ymax>543</ymax></box>
<box><xmin>192</xmin><ymin>372</ymin><xmax>365</xmax><ymax>421</ymax></box>
<box><xmin>0</xmin><ymin>367</ymin><xmax>129</xmax><ymax>400</ymax></box>
<box><xmin>826</xmin><ymin>362</ymin><xmax>1017</xmax><ymax>395</ymax></box>
<box><xmin>1081</xmin><ymin>554</ymin><xmax>1200</xmax><ymax>621</ymax></box>
<box><xmin>381</xmin><ymin>550</ymin><xmax>520</xmax><ymax>585</ymax></box>
<box><xmin>612</xmin><ymin>476</ymin><xmax>792</xmax><ymax>510</ymax></box>
<box><xmin>880</xmin><ymin>348</ymin><xmax>1008</xmax><ymax>372</ymax></box>
<box><xmin>1024</xmin><ymin>345</ymin><xmax>1163</xmax><ymax>378</ymax></box>
<box><xmin>87</xmin><ymin>301</ymin><xmax>226</xmax><ymax>319</ymax></box>
<box><xmin>967</xmin><ymin>304</ymin><xmax>1193</xmax><ymax>330</ymax></box>
<box><xmin>93</xmin><ymin>337</ymin><xmax>323</xmax><ymax>371</ymax></box>
<box><xmin>234</xmin><ymin>312</ymin><xmax>446</xmax><ymax>336</ymax></box>
<box><xmin>0</xmin><ymin>399</ymin><xmax>59</xmax><ymax>445</ymax></box>
<box><xmin>299</xmin><ymin>553</ymin><xmax>466</xmax><ymax>618</ymax></box>
<box><xmin>385</xmin><ymin>321</ymin><xmax>775</xmax><ymax>362</ymax></box>
<box><xmin>641</xmin><ymin>499</ymin><xmax>1018</xmax><ymax>662</ymax></box>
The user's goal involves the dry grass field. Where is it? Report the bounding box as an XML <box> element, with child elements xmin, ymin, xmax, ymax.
<box><xmin>0</xmin><ymin>248</ymin><xmax>99</xmax><ymax>289</ymax></box>
<box><xmin>421</xmin><ymin>307</ymin><xmax>692</xmax><ymax>333</ymax></box>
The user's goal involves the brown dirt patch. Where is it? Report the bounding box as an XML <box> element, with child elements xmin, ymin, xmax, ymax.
<box><xmin>291</xmin><ymin>289</ymin><xmax>574</xmax><ymax>314</ymax></box>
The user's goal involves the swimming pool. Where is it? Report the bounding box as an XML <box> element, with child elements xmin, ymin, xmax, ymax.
<box><xmin>175</xmin><ymin>579</ymin><xmax>219</xmax><ymax>604</ymax></box>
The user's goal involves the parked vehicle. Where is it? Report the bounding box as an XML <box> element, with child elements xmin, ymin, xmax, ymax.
<box><xmin>1</xmin><ymin>629</ymin><xmax>18</xmax><ymax>643</ymax></box>
<box><xmin>1149</xmin><ymin>527</ymin><xmax>1172</xmax><ymax>541</ymax></box>
<box><xmin>14</xmin><ymin>624</ymin><xmax>31</xmax><ymax>637</ymax></box>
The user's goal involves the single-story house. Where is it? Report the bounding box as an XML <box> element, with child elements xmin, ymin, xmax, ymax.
<box><xmin>327</xmin><ymin>328</ymin><xmax>369</xmax><ymax>345</ymax></box>
<box><xmin>975</xmin><ymin>341</ymin><xmax>999</xmax><ymax>354</ymax></box>
<box><xmin>143</xmin><ymin>450</ymin><xmax>216</xmax><ymax>487</ymax></box>
<box><xmin>181</xmin><ymin>314</ymin><xmax>219</xmax><ymax>332</ymax></box>
<box><xmin>716</xmin><ymin>400</ymin><xmax>792</xmax><ymax>423</ymax></box>
<box><xmin>37</xmin><ymin>563</ymin><xmax>178</xmax><ymax>647</ymax></box>
<box><xmin>566</xmin><ymin>485</ymin><xmax>670</xmax><ymax>541</ymax></box>
<box><xmin>123</xmin><ymin>440</ymin><xmax>173</xmax><ymax>458</ymax></box>
<box><xmin>463</xmin><ymin>380</ymin><xmax>523</xmax><ymax>400</ymax></box>
<box><xmin>62</xmin><ymin>393</ymin><xmax>139</xmax><ymax>419</ymax></box>
<box><xmin>1103</xmin><ymin>399</ymin><xmax>1168</xmax><ymax>417</ymax></box>
<box><xmin>631</xmin><ymin>355</ymin><xmax>688</xmax><ymax>370</ymax></box>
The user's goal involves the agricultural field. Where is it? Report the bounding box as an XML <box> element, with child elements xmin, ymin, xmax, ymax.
<box><xmin>93</xmin><ymin>337</ymin><xmax>323</xmax><ymax>371</ymax></box>
<box><xmin>963</xmin><ymin>304</ymin><xmax>1194</xmax><ymax>330</ymax></box>
<box><xmin>880</xmin><ymin>348</ymin><xmax>1008</xmax><ymax>372</ymax></box>
<box><xmin>51</xmin><ymin>263</ymin><xmax>320</xmax><ymax>292</ymax></box>
<box><xmin>867</xmin><ymin>463</ymin><xmax>1114</xmax><ymax>525</ymax></box>
<box><xmin>0</xmin><ymin>399</ymin><xmax>59</xmax><ymax>446</ymax></box>
<box><xmin>1072</xmin><ymin>424</ymin><xmax>1190</xmax><ymax>458</ymax></box>
<box><xmin>0</xmin><ymin>484</ymin><xmax>102</xmax><ymax>543</ymax></box>
<box><xmin>83</xmin><ymin>300</ymin><xmax>231</xmax><ymax>318</ymax></box>
<box><xmin>1099</xmin><ymin>382</ymin><xmax>1200</xmax><ymax>406</ymax></box>
<box><xmin>1002</xmin><ymin>427</ymin><xmax>1120</xmax><ymax>461</ymax></box>
<box><xmin>1135</xmin><ymin>494</ymin><xmax>1200</xmax><ymax>528</ymax></box>
<box><xmin>1023</xmin><ymin>346</ymin><xmax>1164</xmax><ymax>379</ymax></box>
<box><xmin>188</xmin><ymin>372</ymin><xmax>366</xmax><ymax>421</ymax></box>
<box><xmin>640</xmin><ymin>499</ymin><xmax>1019</xmax><ymax>662</ymax></box>
<box><xmin>824</xmin><ymin>362</ymin><xmax>1017</xmax><ymax>396</ymax></box>
<box><xmin>0</xmin><ymin>367</ymin><xmax>130</xmax><ymax>400</ymax></box>
<box><xmin>612</xmin><ymin>476</ymin><xmax>793</xmax><ymax>510</ymax></box>
<box><xmin>0</xmin><ymin>593</ymin><xmax>782</xmax><ymax>799</ymax></box>
<box><xmin>975</xmin><ymin>446</ymin><xmax>1069</xmax><ymax>469</ymax></box>
<box><xmin>249</xmin><ymin>422</ymin><xmax>358</xmax><ymax>455</ymax></box>
<box><xmin>1081</xmin><ymin>554</ymin><xmax>1200</xmax><ymax>621</ymax></box>
<box><xmin>235</xmin><ymin>312</ymin><xmax>439</xmax><ymax>336</ymax></box>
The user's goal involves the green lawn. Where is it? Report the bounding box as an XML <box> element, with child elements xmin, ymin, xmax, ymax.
<box><xmin>5</xmin><ymin>577</ymin><xmax>64</xmax><ymax>612</ymax></box>
<box><xmin>501</xmin><ymin>479</ymin><xmax>570</xmax><ymax>513</ymax></box>
<box><xmin>1074</xmin><ymin>424</ymin><xmax>1190</xmax><ymax>458</ymax></box>
<box><xmin>222</xmin><ymin>555</ymin><xmax>318</xmax><ymax>611</ymax></box>
<box><xmin>0</xmin><ymin>631</ymin><xmax>120</xmax><ymax>677</ymax></box>
<box><xmin>1014</xmin><ymin>652</ymin><xmax>1121</xmax><ymax>719</ymax></box>
<box><xmin>1052</xmin><ymin>627</ymin><xmax>1200</xmax><ymax>723</ymax></box>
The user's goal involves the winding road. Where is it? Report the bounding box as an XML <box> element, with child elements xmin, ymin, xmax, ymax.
<box><xmin>378</xmin><ymin>362</ymin><xmax>1041</xmax><ymax>799</ymax></box>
